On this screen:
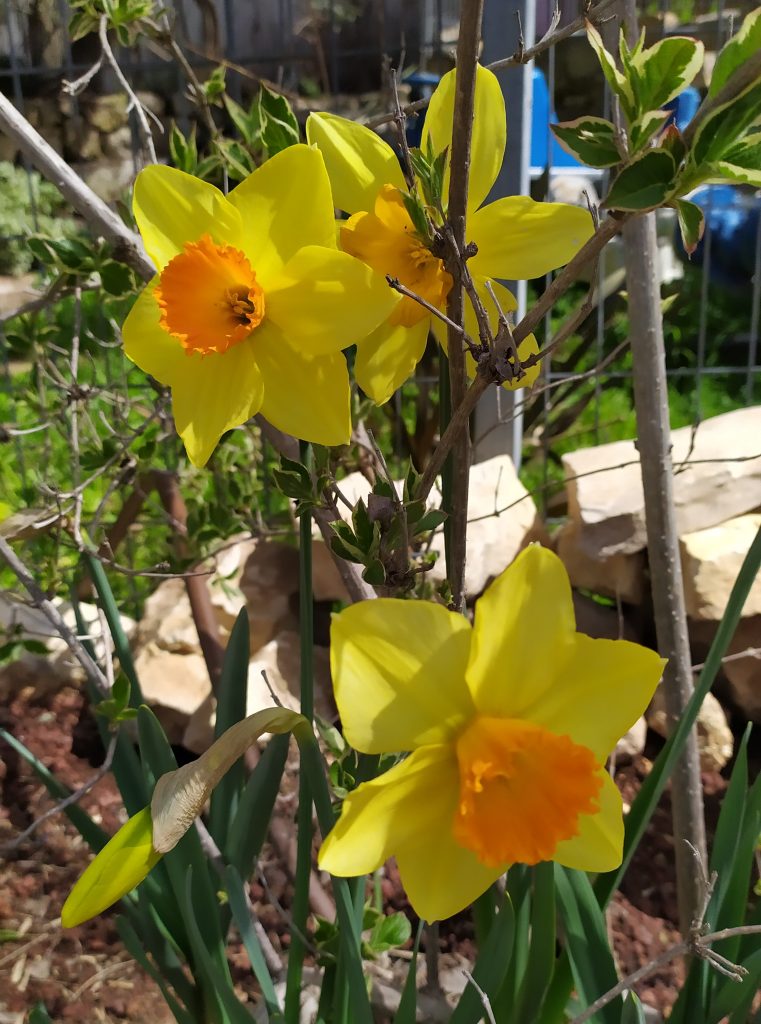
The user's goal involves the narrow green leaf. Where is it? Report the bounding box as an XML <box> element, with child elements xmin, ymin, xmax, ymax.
<box><xmin>706</xmin><ymin>724</ymin><xmax>751</xmax><ymax>925</ymax></box>
<box><xmin>226</xmin><ymin>732</ymin><xmax>290</xmax><ymax>875</ymax></box>
<box><xmin>709</xmin><ymin>7</ymin><xmax>761</xmax><ymax>97</ymax></box>
<box><xmin>83</xmin><ymin>552</ymin><xmax>143</xmax><ymax>704</ymax></box>
<box><xmin>620</xmin><ymin>990</ymin><xmax>647</xmax><ymax>1024</ymax></box>
<box><xmin>0</xmin><ymin>727</ymin><xmax>107</xmax><ymax>852</ymax></box>
<box><xmin>551</xmin><ymin>117</ymin><xmax>621</xmax><ymax>168</ymax></box>
<box><xmin>116</xmin><ymin>917</ymin><xmax>197</xmax><ymax>1024</ymax></box>
<box><xmin>225</xmin><ymin>865</ymin><xmax>284</xmax><ymax>1021</ymax></box>
<box><xmin>674</xmin><ymin>198</ymin><xmax>705</xmax><ymax>255</ymax></box>
<box><xmin>449</xmin><ymin>895</ymin><xmax>515</xmax><ymax>1024</ymax></box>
<box><xmin>28</xmin><ymin>1005</ymin><xmax>54</xmax><ymax>1024</ymax></box>
<box><xmin>604</xmin><ymin>148</ymin><xmax>676</xmax><ymax>211</ymax></box>
<box><xmin>514</xmin><ymin>862</ymin><xmax>556</xmax><ymax>1023</ymax></box>
<box><xmin>182</xmin><ymin>870</ymin><xmax>254</xmax><ymax>1024</ymax></box>
<box><xmin>555</xmin><ymin>867</ymin><xmax>621</xmax><ymax>1024</ymax></box>
<box><xmin>294</xmin><ymin>722</ymin><xmax>376</xmax><ymax>1022</ymax></box>
<box><xmin>209</xmin><ymin>609</ymin><xmax>250</xmax><ymax>848</ymax></box>
<box><xmin>393</xmin><ymin>920</ymin><xmax>423</xmax><ymax>1024</ymax></box>
<box><xmin>596</xmin><ymin>525</ymin><xmax>761</xmax><ymax>906</ymax></box>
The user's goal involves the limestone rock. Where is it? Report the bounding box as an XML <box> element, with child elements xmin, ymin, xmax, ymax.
<box><xmin>184</xmin><ymin>631</ymin><xmax>334</xmax><ymax>753</ymax></box>
<box><xmin>429</xmin><ymin>454</ymin><xmax>547</xmax><ymax>597</ymax></box>
<box><xmin>137</xmin><ymin>578</ymin><xmax>198</xmax><ymax>654</ymax></box>
<box><xmin>721</xmin><ymin>617</ymin><xmax>761</xmax><ymax>722</ymax></box>
<box><xmin>86</xmin><ymin>94</ymin><xmax>129</xmax><ymax>133</ymax></box>
<box><xmin>647</xmin><ymin>688</ymin><xmax>733</xmax><ymax>770</ymax></box>
<box><xmin>556</xmin><ymin>520</ymin><xmax>646</xmax><ymax>605</ymax></box>
<box><xmin>615</xmin><ymin>716</ymin><xmax>647</xmax><ymax>761</ymax></box>
<box><xmin>0</xmin><ymin>274</ymin><xmax>37</xmax><ymax>316</ymax></box>
<box><xmin>692</xmin><ymin>616</ymin><xmax>761</xmax><ymax>722</ymax></box>
<box><xmin>239</xmin><ymin>540</ymin><xmax>299</xmax><ymax>652</ymax></box>
<box><xmin>311</xmin><ymin>538</ymin><xmax>350</xmax><ymax>603</ymax></box>
<box><xmin>247</xmin><ymin>630</ymin><xmax>334</xmax><ymax>722</ymax></box>
<box><xmin>563</xmin><ymin>407</ymin><xmax>761</xmax><ymax>557</ymax></box>
<box><xmin>0</xmin><ymin>593</ymin><xmax>135</xmax><ymax>697</ymax></box>
<box><xmin>680</xmin><ymin>514</ymin><xmax>761</xmax><ymax>620</ymax></box>
<box><xmin>135</xmin><ymin>646</ymin><xmax>211</xmax><ymax>746</ymax></box>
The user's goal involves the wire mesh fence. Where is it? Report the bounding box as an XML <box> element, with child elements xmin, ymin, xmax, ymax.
<box><xmin>1</xmin><ymin>0</ymin><xmax>760</xmax><ymax>604</ymax></box>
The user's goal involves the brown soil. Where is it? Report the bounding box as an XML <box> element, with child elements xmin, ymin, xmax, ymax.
<box><xmin>0</xmin><ymin>684</ymin><xmax>733</xmax><ymax>1022</ymax></box>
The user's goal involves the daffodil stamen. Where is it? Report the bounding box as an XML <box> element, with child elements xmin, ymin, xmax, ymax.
<box><xmin>453</xmin><ymin>715</ymin><xmax>602</xmax><ymax>868</ymax></box>
<box><xmin>155</xmin><ymin>233</ymin><xmax>265</xmax><ymax>356</ymax></box>
<box><xmin>341</xmin><ymin>184</ymin><xmax>452</xmax><ymax>328</ymax></box>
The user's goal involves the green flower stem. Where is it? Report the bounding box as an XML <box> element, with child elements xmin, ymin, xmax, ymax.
<box><xmin>438</xmin><ymin>353</ymin><xmax>454</xmax><ymax>580</ymax></box>
<box><xmin>295</xmin><ymin>721</ymin><xmax>374</xmax><ymax>1022</ymax></box>
<box><xmin>284</xmin><ymin>442</ymin><xmax>315</xmax><ymax>1023</ymax></box>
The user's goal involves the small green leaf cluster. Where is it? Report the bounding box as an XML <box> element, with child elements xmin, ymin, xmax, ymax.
<box><xmin>69</xmin><ymin>0</ymin><xmax>157</xmax><ymax>45</ymax></box>
<box><xmin>314</xmin><ymin>904</ymin><xmax>411</xmax><ymax>965</ymax></box>
<box><xmin>552</xmin><ymin>10</ymin><xmax>761</xmax><ymax>255</ymax></box>
<box><xmin>94</xmin><ymin>675</ymin><xmax>138</xmax><ymax>723</ymax></box>
<box><xmin>272</xmin><ymin>447</ymin><xmax>333</xmax><ymax>514</ymax></box>
<box><xmin>169</xmin><ymin>76</ymin><xmax>301</xmax><ymax>184</ymax></box>
<box><xmin>329</xmin><ymin>464</ymin><xmax>445</xmax><ymax>588</ymax></box>
<box><xmin>0</xmin><ymin>162</ymin><xmax>80</xmax><ymax>275</ymax></box>
<box><xmin>401</xmin><ymin>136</ymin><xmax>449</xmax><ymax>244</ymax></box>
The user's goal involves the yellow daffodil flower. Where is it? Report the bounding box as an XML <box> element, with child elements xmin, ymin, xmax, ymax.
<box><xmin>307</xmin><ymin>66</ymin><xmax>595</xmax><ymax>405</ymax></box>
<box><xmin>319</xmin><ymin>545</ymin><xmax>665</xmax><ymax>923</ymax></box>
<box><xmin>122</xmin><ymin>145</ymin><xmax>398</xmax><ymax>466</ymax></box>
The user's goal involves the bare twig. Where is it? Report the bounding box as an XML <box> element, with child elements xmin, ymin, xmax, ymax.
<box><xmin>569</xmin><ymin>924</ymin><xmax>760</xmax><ymax>1024</ymax></box>
<box><xmin>462</xmin><ymin>968</ymin><xmax>498</xmax><ymax>1024</ymax></box>
<box><xmin>97</xmin><ymin>16</ymin><xmax>158</xmax><ymax>164</ymax></box>
<box><xmin>0</xmin><ymin>92</ymin><xmax>154</xmax><ymax>280</ymax></box>
<box><xmin>487</xmin><ymin>0</ymin><xmax>619</xmax><ymax>71</ymax></box>
<box><xmin>194</xmin><ymin>817</ymin><xmax>283</xmax><ymax>975</ymax></box>
<box><xmin>0</xmin><ymin>536</ymin><xmax>110</xmax><ymax>698</ymax></box>
<box><xmin>2</xmin><ymin>732</ymin><xmax>118</xmax><ymax>855</ymax></box>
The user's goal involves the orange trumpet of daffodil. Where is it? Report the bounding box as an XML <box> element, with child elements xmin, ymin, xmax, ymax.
<box><xmin>307</xmin><ymin>66</ymin><xmax>595</xmax><ymax>405</ymax></box>
<box><xmin>319</xmin><ymin>545</ymin><xmax>665</xmax><ymax>923</ymax></box>
<box><xmin>121</xmin><ymin>144</ymin><xmax>397</xmax><ymax>466</ymax></box>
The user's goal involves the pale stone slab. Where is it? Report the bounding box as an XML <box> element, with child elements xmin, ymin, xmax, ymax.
<box><xmin>563</xmin><ymin>407</ymin><xmax>761</xmax><ymax>557</ymax></box>
<box><xmin>680</xmin><ymin>514</ymin><xmax>761</xmax><ymax>620</ymax></box>
<box><xmin>555</xmin><ymin>519</ymin><xmax>646</xmax><ymax>604</ymax></box>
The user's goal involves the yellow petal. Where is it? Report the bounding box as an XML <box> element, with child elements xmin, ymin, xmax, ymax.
<box><xmin>523</xmin><ymin>633</ymin><xmax>665</xmax><ymax>762</ymax></box>
<box><xmin>227</xmin><ymin>145</ymin><xmax>337</xmax><ymax>283</ymax></box>
<box><xmin>254</xmin><ymin>324</ymin><xmax>351</xmax><ymax>445</ymax></box>
<box><xmin>469</xmin><ymin>196</ymin><xmax>595</xmax><ymax>280</ymax></box>
<box><xmin>466</xmin><ymin>545</ymin><xmax>576</xmax><ymax>716</ymax></box>
<box><xmin>171</xmin><ymin>336</ymin><xmax>265</xmax><ymax>467</ymax></box>
<box><xmin>422</xmin><ymin>65</ymin><xmax>506</xmax><ymax>214</ymax></box>
<box><xmin>122</xmin><ymin>280</ymin><xmax>188</xmax><ymax>384</ymax></box>
<box><xmin>394</xmin><ymin>751</ymin><xmax>505</xmax><ymax>922</ymax></box>
<box><xmin>553</xmin><ymin>769</ymin><xmax>624</xmax><ymax>872</ymax></box>
<box><xmin>152</xmin><ymin>708</ymin><xmax>303</xmax><ymax>853</ymax></box>
<box><xmin>318</xmin><ymin>744</ymin><xmax>459</xmax><ymax>877</ymax></box>
<box><xmin>330</xmin><ymin>598</ymin><xmax>474</xmax><ymax>754</ymax></box>
<box><xmin>432</xmin><ymin>277</ymin><xmax>540</xmax><ymax>391</ymax></box>
<box><xmin>266</xmin><ymin>245</ymin><xmax>398</xmax><ymax>355</ymax></box>
<box><xmin>62</xmin><ymin>807</ymin><xmax>161</xmax><ymax>927</ymax></box>
<box><xmin>354</xmin><ymin>317</ymin><xmax>430</xmax><ymax>405</ymax></box>
<box><xmin>134</xmin><ymin>165</ymin><xmax>243</xmax><ymax>271</ymax></box>
<box><xmin>306</xmin><ymin>112</ymin><xmax>406</xmax><ymax>215</ymax></box>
